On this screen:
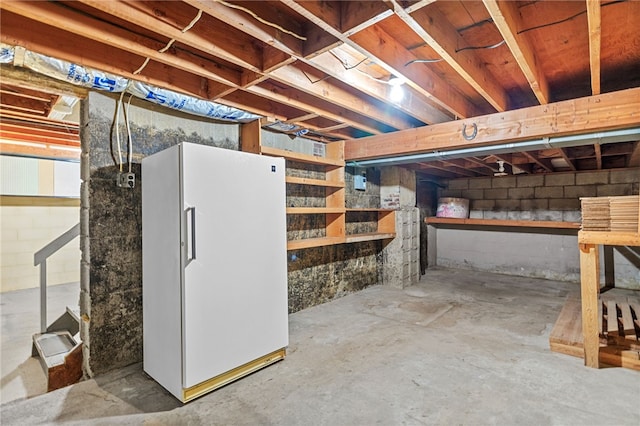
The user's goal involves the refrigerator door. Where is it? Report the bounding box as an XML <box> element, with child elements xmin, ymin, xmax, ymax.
<box><xmin>180</xmin><ymin>143</ymin><xmax>288</xmax><ymax>388</ymax></box>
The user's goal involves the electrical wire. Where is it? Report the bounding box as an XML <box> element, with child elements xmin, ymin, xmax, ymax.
<box><xmin>115</xmin><ymin>90</ymin><xmax>126</xmax><ymax>172</ymax></box>
<box><xmin>405</xmin><ymin>58</ymin><xmax>443</xmax><ymax>66</ymax></box>
<box><xmin>133</xmin><ymin>9</ymin><xmax>204</xmax><ymax>75</ymax></box>
<box><xmin>328</xmin><ymin>50</ymin><xmax>368</xmax><ymax>70</ymax></box>
<box><xmin>517</xmin><ymin>0</ymin><xmax>626</xmax><ymax>34</ymax></box>
<box><xmin>215</xmin><ymin>0</ymin><xmax>307</xmax><ymax>40</ymax></box>
<box><xmin>455</xmin><ymin>39</ymin><xmax>505</xmax><ymax>53</ymax></box>
<box><xmin>124</xmin><ymin>94</ymin><xmax>134</xmax><ymax>173</ymax></box>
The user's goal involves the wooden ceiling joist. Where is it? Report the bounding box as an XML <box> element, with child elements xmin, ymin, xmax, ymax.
<box><xmin>586</xmin><ymin>0</ymin><xmax>602</xmax><ymax>95</ymax></box>
<box><xmin>391</xmin><ymin>0</ymin><xmax>509</xmax><ymax>112</ymax></box>
<box><xmin>483</xmin><ymin>0</ymin><xmax>550</xmax><ymax>105</ymax></box>
<box><xmin>307</xmin><ymin>51</ymin><xmax>450</xmax><ymax>125</ymax></box>
<box><xmin>345</xmin><ymin>87</ymin><xmax>640</xmax><ymax>160</ymax></box>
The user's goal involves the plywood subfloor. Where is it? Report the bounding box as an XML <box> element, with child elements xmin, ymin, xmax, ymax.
<box><xmin>549</xmin><ymin>288</ymin><xmax>640</xmax><ymax>370</ymax></box>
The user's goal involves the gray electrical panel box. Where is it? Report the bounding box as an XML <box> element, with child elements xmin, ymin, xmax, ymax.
<box><xmin>354</xmin><ymin>174</ymin><xmax>367</xmax><ymax>191</ymax></box>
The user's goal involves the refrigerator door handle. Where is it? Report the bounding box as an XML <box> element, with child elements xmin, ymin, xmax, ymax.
<box><xmin>186</xmin><ymin>206</ymin><xmax>196</xmax><ymax>262</ymax></box>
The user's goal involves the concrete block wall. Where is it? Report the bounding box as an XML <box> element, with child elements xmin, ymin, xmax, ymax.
<box><xmin>439</xmin><ymin>169</ymin><xmax>639</xmax><ymax>222</ymax></box>
<box><xmin>1</xmin><ymin>205</ymin><xmax>80</xmax><ymax>292</ymax></box>
<box><xmin>430</xmin><ymin>168</ymin><xmax>639</xmax><ymax>287</ymax></box>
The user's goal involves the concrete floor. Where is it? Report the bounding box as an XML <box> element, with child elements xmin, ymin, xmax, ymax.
<box><xmin>1</xmin><ymin>268</ymin><xmax>639</xmax><ymax>425</ymax></box>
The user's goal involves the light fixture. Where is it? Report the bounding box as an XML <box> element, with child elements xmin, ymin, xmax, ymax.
<box><xmin>494</xmin><ymin>160</ymin><xmax>507</xmax><ymax>176</ymax></box>
<box><xmin>388</xmin><ymin>75</ymin><xmax>405</xmax><ymax>102</ymax></box>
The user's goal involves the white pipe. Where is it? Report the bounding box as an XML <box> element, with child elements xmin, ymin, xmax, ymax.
<box><xmin>347</xmin><ymin>127</ymin><xmax>640</xmax><ymax>167</ymax></box>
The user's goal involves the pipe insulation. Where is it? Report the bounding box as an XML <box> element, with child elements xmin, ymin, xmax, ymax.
<box><xmin>1</xmin><ymin>43</ymin><xmax>261</xmax><ymax>123</ymax></box>
<box><xmin>347</xmin><ymin>127</ymin><xmax>640</xmax><ymax>167</ymax></box>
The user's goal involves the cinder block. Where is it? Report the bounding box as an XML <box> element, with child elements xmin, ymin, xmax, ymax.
<box><xmin>471</xmin><ymin>199</ymin><xmax>496</xmax><ymax>210</ymax></box>
<box><xmin>484</xmin><ymin>210</ymin><xmax>507</xmax><ymax>220</ymax></box>
<box><xmin>468</xmin><ymin>177</ymin><xmax>492</xmax><ymax>189</ymax></box>
<box><xmin>545</xmin><ymin>173</ymin><xmax>575</xmax><ymax>186</ymax></box>
<box><xmin>609</xmin><ymin>168</ymin><xmax>640</xmax><ymax>184</ymax></box>
<box><xmin>533</xmin><ymin>210</ymin><xmax>563</xmax><ymax>221</ymax></box>
<box><xmin>507</xmin><ymin>211</ymin><xmax>525</xmax><ymax>220</ymax></box>
<box><xmin>521</xmin><ymin>199</ymin><xmax>549</xmax><ymax>210</ymax></box>
<box><xmin>563</xmin><ymin>210</ymin><xmax>582</xmax><ymax>222</ymax></box>
<box><xmin>461</xmin><ymin>189</ymin><xmax>484</xmax><ymax>200</ymax></box>
<box><xmin>517</xmin><ymin>175</ymin><xmax>544</xmax><ymax>187</ymax></box>
<box><xmin>596</xmin><ymin>184</ymin><xmax>634</xmax><ymax>197</ymax></box>
<box><xmin>484</xmin><ymin>188</ymin><xmax>508</xmax><ymax>199</ymax></box>
<box><xmin>564</xmin><ymin>185</ymin><xmax>597</xmax><ymax>198</ymax></box>
<box><xmin>534</xmin><ymin>186</ymin><xmax>564</xmax><ymax>198</ymax></box>
<box><xmin>438</xmin><ymin>189</ymin><xmax>462</xmax><ymax>198</ymax></box>
<box><xmin>576</xmin><ymin>170</ymin><xmax>609</xmax><ymax>185</ymax></box>
<box><xmin>495</xmin><ymin>199</ymin><xmax>521</xmax><ymax>210</ymax></box>
<box><xmin>508</xmin><ymin>187</ymin><xmax>534</xmax><ymax>199</ymax></box>
<box><xmin>447</xmin><ymin>179</ymin><xmax>469</xmax><ymax>190</ymax></box>
<box><xmin>491</xmin><ymin>176</ymin><xmax>517</xmax><ymax>189</ymax></box>
<box><xmin>549</xmin><ymin>198</ymin><xmax>581</xmax><ymax>210</ymax></box>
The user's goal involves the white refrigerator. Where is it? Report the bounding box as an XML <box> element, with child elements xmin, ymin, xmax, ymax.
<box><xmin>142</xmin><ymin>142</ymin><xmax>288</xmax><ymax>402</ymax></box>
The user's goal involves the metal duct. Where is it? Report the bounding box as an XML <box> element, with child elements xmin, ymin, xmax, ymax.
<box><xmin>346</xmin><ymin>127</ymin><xmax>640</xmax><ymax>167</ymax></box>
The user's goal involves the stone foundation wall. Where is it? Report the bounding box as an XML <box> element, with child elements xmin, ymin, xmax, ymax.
<box><xmin>82</xmin><ymin>93</ymin><xmax>387</xmax><ymax>374</ymax></box>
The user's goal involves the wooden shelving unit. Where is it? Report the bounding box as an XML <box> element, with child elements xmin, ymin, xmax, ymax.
<box><xmin>242</xmin><ymin>120</ymin><xmax>395</xmax><ymax>250</ymax></box>
<box><xmin>577</xmin><ymin>195</ymin><xmax>640</xmax><ymax>369</ymax></box>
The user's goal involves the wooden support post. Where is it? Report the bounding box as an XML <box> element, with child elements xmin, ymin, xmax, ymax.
<box><xmin>579</xmin><ymin>243</ymin><xmax>600</xmax><ymax>368</ymax></box>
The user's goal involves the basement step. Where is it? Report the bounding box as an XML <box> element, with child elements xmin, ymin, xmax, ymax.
<box><xmin>32</xmin><ymin>306</ymin><xmax>83</xmax><ymax>391</ymax></box>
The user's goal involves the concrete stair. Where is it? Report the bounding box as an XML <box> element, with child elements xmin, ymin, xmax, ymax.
<box><xmin>32</xmin><ymin>307</ymin><xmax>83</xmax><ymax>391</ymax></box>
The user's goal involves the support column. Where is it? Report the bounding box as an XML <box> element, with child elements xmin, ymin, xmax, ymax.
<box><xmin>580</xmin><ymin>243</ymin><xmax>600</xmax><ymax>368</ymax></box>
<box><xmin>381</xmin><ymin>167</ymin><xmax>419</xmax><ymax>289</ymax></box>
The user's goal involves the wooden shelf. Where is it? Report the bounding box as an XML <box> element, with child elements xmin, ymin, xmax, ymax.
<box><xmin>578</xmin><ymin>231</ymin><xmax>640</xmax><ymax>246</ymax></box>
<box><xmin>346</xmin><ymin>208</ymin><xmax>396</xmax><ymax>213</ymax></box>
<box><xmin>261</xmin><ymin>146</ymin><xmax>344</xmax><ymax>167</ymax></box>
<box><xmin>285</xmin><ymin>176</ymin><xmax>344</xmax><ymax>188</ymax></box>
<box><xmin>345</xmin><ymin>232</ymin><xmax>396</xmax><ymax>243</ymax></box>
<box><xmin>426</xmin><ymin>217</ymin><xmax>581</xmax><ymax>230</ymax></box>
<box><xmin>286</xmin><ymin>207</ymin><xmax>345</xmax><ymax>214</ymax></box>
<box><xmin>242</xmin><ymin>120</ymin><xmax>395</xmax><ymax>250</ymax></box>
<box><xmin>287</xmin><ymin>236</ymin><xmax>345</xmax><ymax>250</ymax></box>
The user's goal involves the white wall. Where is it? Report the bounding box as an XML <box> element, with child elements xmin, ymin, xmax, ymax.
<box><xmin>431</xmin><ymin>227</ymin><xmax>639</xmax><ymax>290</ymax></box>
<box><xmin>1</xmin><ymin>206</ymin><xmax>80</xmax><ymax>292</ymax></box>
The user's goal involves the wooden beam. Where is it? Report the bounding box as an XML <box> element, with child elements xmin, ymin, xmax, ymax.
<box><xmin>78</xmin><ymin>0</ymin><xmax>263</xmax><ymax>71</ymax></box>
<box><xmin>1</xmin><ymin>12</ymin><xmax>230</xmax><ymax>103</ymax></box>
<box><xmin>281</xmin><ymin>0</ymin><xmax>483</xmax><ymax>119</ymax></box>
<box><xmin>586</xmin><ymin>0</ymin><xmax>602</xmax><ymax>95</ymax></box>
<box><xmin>523</xmin><ymin>151</ymin><xmax>554</xmax><ymax>172</ymax></box>
<box><xmin>404</xmin><ymin>0</ymin><xmax>438</xmax><ymax>14</ymax></box>
<box><xmin>340</xmin><ymin>1</ymin><xmax>394</xmax><ymax>37</ymax></box>
<box><xmin>437</xmin><ymin>159</ymin><xmax>485</xmax><ymax>177</ymax></box>
<box><xmin>483</xmin><ymin>0</ymin><xmax>550</xmax><ymax>105</ymax></box>
<box><xmin>0</xmin><ymin>141</ymin><xmax>80</xmax><ymax>160</ymax></box>
<box><xmin>0</xmin><ymin>65</ymin><xmax>88</xmax><ymax>99</ymax></box>
<box><xmin>345</xmin><ymin>87</ymin><xmax>640</xmax><ymax>160</ymax></box>
<box><xmin>244</xmin><ymin>83</ymin><xmax>380</xmax><ymax>135</ymax></box>
<box><xmin>269</xmin><ymin>63</ymin><xmax>414</xmax><ymax>131</ymax></box>
<box><xmin>183</xmin><ymin>0</ymin><xmax>305</xmax><ymax>58</ymax></box>
<box><xmin>558</xmin><ymin>148</ymin><xmax>578</xmax><ymax>171</ymax></box>
<box><xmin>467</xmin><ymin>156</ymin><xmax>500</xmax><ymax>173</ymax></box>
<box><xmin>628</xmin><ymin>142</ymin><xmax>640</xmax><ymax>167</ymax></box>
<box><xmin>594</xmin><ymin>144</ymin><xmax>603</xmax><ymax>170</ymax></box>
<box><xmin>391</xmin><ymin>0</ymin><xmax>509</xmax><ymax>112</ymax></box>
<box><xmin>349</xmin><ymin>25</ymin><xmax>484</xmax><ymax>119</ymax></box>
<box><xmin>308</xmin><ymin>51</ymin><xmax>451</xmax><ymax>125</ymax></box>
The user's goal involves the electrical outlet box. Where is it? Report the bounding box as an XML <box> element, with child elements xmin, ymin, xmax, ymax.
<box><xmin>117</xmin><ymin>172</ymin><xmax>135</xmax><ymax>189</ymax></box>
<box><xmin>354</xmin><ymin>174</ymin><xmax>367</xmax><ymax>191</ymax></box>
